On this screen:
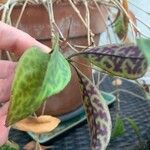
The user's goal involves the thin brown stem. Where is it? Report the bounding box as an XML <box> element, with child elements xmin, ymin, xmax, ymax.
<box><xmin>84</xmin><ymin>1</ymin><xmax>91</xmax><ymax>46</ymax></box>
<box><xmin>15</xmin><ymin>0</ymin><xmax>28</xmax><ymax>28</ymax></box>
<box><xmin>46</xmin><ymin>0</ymin><xmax>55</xmax><ymax>38</ymax></box>
<box><xmin>92</xmin><ymin>0</ymin><xmax>112</xmax><ymax>44</ymax></box>
<box><xmin>112</xmin><ymin>0</ymin><xmax>150</xmax><ymax>38</ymax></box>
<box><xmin>41</xmin><ymin>101</ymin><xmax>47</xmax><ymax>115</ymax></box>
<box><xmin>68</xmin><ymin>0</ymin><xmax>95</xmax><ymax>42</ymax></box>
<box><xmin>53</xmin><ymin>22</ymin><xmax>79</xmax><ymax>53</ymax></box>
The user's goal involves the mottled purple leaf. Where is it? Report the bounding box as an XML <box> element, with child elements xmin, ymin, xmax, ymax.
<box><xmin>75</xmin><ymin>68</ymin><xmax>112</xmax><ymax>150</ymax></box>
<box><xmin>77</xmin><ymin>44</ymin><xmax>148</xmax><ymax>79</ymax></box>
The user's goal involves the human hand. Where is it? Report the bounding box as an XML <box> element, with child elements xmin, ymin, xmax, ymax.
<box><xmin>0</xmin><ymin>21</ymin><xmax>50</xmax><ymax>146</ymax></box>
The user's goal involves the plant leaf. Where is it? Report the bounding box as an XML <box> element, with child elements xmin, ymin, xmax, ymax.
<box><xmin>111</xmin><ymin>114</ymin><xmax>125</xmax><ymax>138</ymax></box>
<box><xmin>0</xmin><ymin>141</ymin><xmax>19</xmax><ymax>150</ymax></box>
<box><xmin>6</xmin><ymin>39</ymin><xmax>71</xmax><ymax>126</ymax></box>
<box><xmin>75</xmin><ymin>67</ymin><xmax>112</xmax><ymax>150</ymax></box>
<box><xmin>113</xmin><ymin>13</ymin><xmax>128</xmax><ymax>40</ymax></box>
<box><xmin>126</xmin><ymin>118</ymin><xmax>140</xmax><ymax>136</ymax></box>
<box><xmin>76</xmin><ymin>44</ymin><xmax>148</xmax><ymax>79</ymax></box>
<box><xmin>23</xmin><ymin>141</ymin><xmax>46</xmax><ymax>150</ymax></box>
<box><xmin>13</xmin><ymin>115</ymin><xmax>60</xmax><ymax>134</ymax></box>
<box><xmin>113</xmin><ymin>0</ymin><xmax>129</xmax><ymax>40</ymax></box>
<box><xmin>137</xmin><ymin>38</ymin><xmax>150</xmax><ymax>65</ymax></box>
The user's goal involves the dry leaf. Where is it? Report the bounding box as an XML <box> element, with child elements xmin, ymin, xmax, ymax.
<box><xmin>13</xmin><ymin>115</ymin><xmax>60</xmax><ymax>134</ymax></box>
<box><xmin>23</xmin><ymin>141</ymin><xmax>46</xmax><ymax>150</ymax></box>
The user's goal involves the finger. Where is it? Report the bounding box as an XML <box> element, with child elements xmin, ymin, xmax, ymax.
<box><xmin>0</xmin><ymin>75</ymin><xmax>14</xmax><ymax>102</ymax></box>
<box><xmin>0</xmin><ymin>102</ymin><xmax>9</xmax><ymax>116</ymax></box>
<box><xmin>0</xmin><ymin>22</ymin><xmax>51</xmax><ymax>55</ymax></box>
<box><xmin>0</xmin><ymin>115</ymin><xmax>9</xmax><ymax>146</ymax></box>
<box><xmin>0</xmin><ymin>60</ymin><xmax>16</xmax><ymax>79</ymax></box>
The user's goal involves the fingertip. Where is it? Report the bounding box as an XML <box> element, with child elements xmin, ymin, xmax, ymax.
<box><xmin>0</xmin><ymin>22</ymin><xmax>51</xmax><ymax>55</ymax></box>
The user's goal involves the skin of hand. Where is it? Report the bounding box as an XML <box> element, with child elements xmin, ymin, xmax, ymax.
<box><xmin>0</xmin><ymin>21</ymin><xmax>51</xmax><ymax>146</ymax></box>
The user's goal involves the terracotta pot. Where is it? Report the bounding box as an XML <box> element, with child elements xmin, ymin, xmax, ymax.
<box><xmin>3</xmin><ymin>2</ymin><xmax>108</xmax><ymax>116</ymax></box>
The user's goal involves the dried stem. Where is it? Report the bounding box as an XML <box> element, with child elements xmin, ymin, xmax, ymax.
<box><xmin>1</xmin><ymin>0</ymin><xmax>11</xmax><ymax>22</ymax></box>
<box><xmin>53</xmin><ymin>22</ymin><xmax>79</xmax><ymax>53</ymax></box>
<box><xmin>46</xmin><ymin>0</ymin><xmax>55</xmax><ymax>38</ymax></box>
<box><xmin>112</xmin><ymin>0</ymin><xmax>150</xmax><ymax>38</ymax></box>
<box><xmin>69</xmin><ymin>59</ymin><xmax>107</xmax><ymax>74</ymax></box>
<box><xmin>44</xmin><ymin>1</ymin><xmax>79</xmax><ymax>53</ymax></box>
<box><xmin>0</xmin><ymin>0</ymin><xmax>15</xmax><ymax>61</ymax></box>
<box><xmin>97</xmin><ymin>74</ymin><xmax>107</xmax><ymax>86</ymax></box>
<box><xmin>92</xmin><ymin>0</ymin><xmax>112</xmax><ymax>44</ymax></box>
<box><xmin>83</xmin><ymin>1</ymin><xmax>91</xmax><ymax>46</ymax></box>
<box><xmin>68</xmin><ymin>0</ymin><xmax>95</xmax><ymax>43</ymax></box>
<box><xmin>41</xmin><ymin>101</ymin><xmax>47</xmax><ymax>115</ymax></box>
<box><xmin>15</xmin><ymin>0</ymin><xmax>28</xmax><ymax>28</ymax></box>
<box><xmin>6</xmin><ymin>2</ymin><xmax>16</xmax><ymax>24</ymax></box>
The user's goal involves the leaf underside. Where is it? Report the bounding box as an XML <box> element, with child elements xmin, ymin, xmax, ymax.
<box><xmin>6</xmin><ymin>44</ymin><xmax>71</xmax><ymax>126</ymax></box>
<box><xmin>77</xmin><ymin>44</ymin><xmax>147</xmax><ymax>79</ymax></box>
<box><xmin>75</xmin><ymin>68</ymin><xmax>112</xmax><ymax>150</ymax></box>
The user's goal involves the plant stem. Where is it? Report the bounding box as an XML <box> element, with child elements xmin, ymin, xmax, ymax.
<box><xmin>53</xmin><ymin>22</ymin><xmax>79</xmax><ymax>53</ymax></box>
<box><xmin>68</xmin><ymin>0</ymin><xmax>95</xmax><ymax>42</ymax></box>
<box><xmin>46</xmin><ymin>0</ymin><xmax>55</xmax><ymax>38</ymax></box>
<box><xmin>112</xmin><ymin>0</ymin><xmax>150</xmax><ymax>38</ymax></box>
<box><xmin>83</xmin><ymin>0</ymin><xmax>91</xmax><ymax>46</ymax></box>
<box><xmin>92</xmin><ymin>0</ymin><xmax>112</xmax><ymax>44</ymax></box>
<box><xmin>41</xmin><ymin>101</ymin><xmax>47</xmax><ymax>115</ymax></box>
<box><xmin>15</xmin><ymin>0</ymin><xmax>28</xmax><ymax>28</ymax></box>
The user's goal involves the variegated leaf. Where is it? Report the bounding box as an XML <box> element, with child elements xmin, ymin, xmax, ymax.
<box><xmin>113</xmin><ymin>13</ymin><xmax>128</xmax><ymax>40</ymax></box>
<box><xmin>6</xmin><ymin>37</ymin><xmax>71</xmax><ymax>126</ymax></box>
<box><xmin>75</xmin><ymin>68</ymin><xmax>112</xmax><ymax>150</ymax></box>
<box><xmin>76</xmin><ymin>44</ymin><xmax>148</xmax><ymax>79</ymax></box>
<box><xmin>113</xmin><ymin>0</ymin><xmax>129</xmax><ymax>40</ymax></box>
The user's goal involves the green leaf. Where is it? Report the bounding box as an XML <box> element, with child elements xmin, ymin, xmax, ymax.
<box><xmin>111</xmin><ymin>114</ymin><xmax>125</xmax><ymax>138</ymax></box>
<box><xmin>74</xmin><ymin>67</ymin><xmax>112</xmax><ymax>150</ymax></box>
<box><xmin>75</xmin><ymin>44</ymin><xmax>147</xmax><ymax>79</ymax></box>
<box><xmin>0</xmin><ymin>141</ymin><xmax>19</xmax><ymax>150</ymax></box>
<box><xmin>126</xmin><ymin>118</ymin><xmax>140</xmax><ymax>136</ymax></box>
<box><xmin>0</xmin><ymin>145</ymin><xmax>17</xmax><ymax>150</ymax></box>
<box><xmin>6</xmin><ymin>39</ymin><xmax>71</xmax><ymax>126</ymax></box>
<box><xmin>137</xmin><ymin>38</ymin><xmax>150</xmax><ymax>65</ymax></box>
<box><xmin>113</xmin><ymin>12</ymin><xmax>128</xmax><ymax>40</ymax></box>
